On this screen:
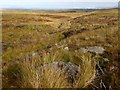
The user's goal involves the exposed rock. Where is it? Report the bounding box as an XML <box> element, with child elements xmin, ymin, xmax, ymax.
<box><xmin>104</xmin><ymin>44</ymin><xmax>112</xmax><ymax>47</ymax></box>
<box><xmin>64</xmin><ymin>47</ymin><xmax>69</xmax><ymax>50</ymax></box>
<box><xmin>80</xmin><ymin>46</ymin><xmax>105</xmax><ymax>54</ymax></box>
<box><xmin>39</xmin><ymin>61</ymin><xmax>79</xmax><ymax>84</ymax></box>
<box><xmin>86</xmin><ymin>46</ymin><xmax>105</xmax><ymax>54</ymax></box>
<box><xmin>79</xmin><ymin>48</ymin><xmax>88</xmax><ymax>53</ymax></box>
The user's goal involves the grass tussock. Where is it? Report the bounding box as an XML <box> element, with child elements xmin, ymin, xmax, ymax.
<box><xmin>5</xmin><ymin>51</ymin><xmax>96</xmax><ymax>88</ymax></box>
<box><xmin>74</xmin><ymin>53</ymin><xmax>96</xmax><ymax>88</ymax></box>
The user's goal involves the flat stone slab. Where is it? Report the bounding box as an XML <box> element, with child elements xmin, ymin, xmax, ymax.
<box><xmin>80</xmin><ymin>46</ymin><xmax>105</xmax><ymax>54</ymax></box>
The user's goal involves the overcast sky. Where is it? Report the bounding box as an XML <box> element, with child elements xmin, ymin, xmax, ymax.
<box><xmin>0</xmin><ymin>0</ymin><xmax>119</xmax><ymax>10</ymax></box>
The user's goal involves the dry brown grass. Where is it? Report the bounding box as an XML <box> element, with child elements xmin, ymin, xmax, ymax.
<box><xmin>14</xmin><ymin>51</ymin><xmax>96</xmax><ymax>88</ymax></box>
<box><xmin>2</xmin><ymin>9</ymin><xmax>119</xmax><ymax>89</ymax></box>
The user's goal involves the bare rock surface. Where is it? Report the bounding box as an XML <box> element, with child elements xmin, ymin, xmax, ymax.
<box><xmin>39</xmin><ymin>61</ymin><xmax>79</xmax><ymax>84</ymax></box>
<box><xmin>80</xmin><ymin>46</ymin><xmax>105</xmax><ymax>54</ymax></box>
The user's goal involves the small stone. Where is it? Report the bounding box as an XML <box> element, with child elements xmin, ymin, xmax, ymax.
<box><xmin>86</xmin><ymin>46</ymin><xmax>105</xmax><ymax>54</ymax></box>
<box><xmin>79</xmin><ymin>48</ymin><xmax>88</xmax><ymax>53</ymax></box>
<box><xmin>64</xmin><ymin>47</ymin><xmax>69</xmax><ymax>50</ymax></box>
<box><xmin>104</xmin><ymin>44</ymin><xmax>112</xmax><ymax>47</ymax></box>
<box><xmin>79</xmin><ymin>46</ymin><xmax>105</xmax><ymax>54</ymax></box>
<box><xmin>32</xmin><ymin>52</ymin><xmax>37</xmax><ymax>56</ymax></box>
<box><xmin>103</xmin><ymin>58</ymin><xmax>109</xmax><ymax>62</ymax></box>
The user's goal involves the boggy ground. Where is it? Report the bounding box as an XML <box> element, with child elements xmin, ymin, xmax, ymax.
<box><xmin>2</xmin><ymin>9</ymin><xmax>120</xmax><ymax>89</ymax></box>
